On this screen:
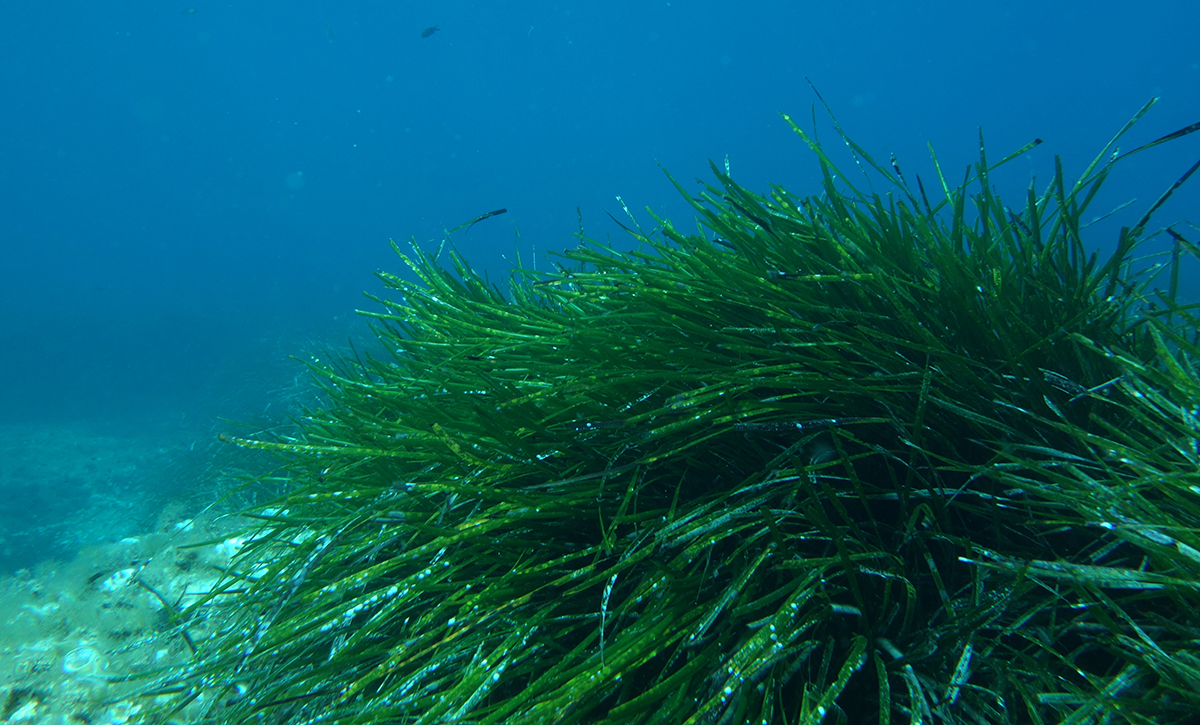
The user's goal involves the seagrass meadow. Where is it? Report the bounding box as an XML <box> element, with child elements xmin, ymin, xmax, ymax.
<box><xmin>139</xmin><ymin>101</ymin><xmax>1200</xmax><ymax>724</ymax></box>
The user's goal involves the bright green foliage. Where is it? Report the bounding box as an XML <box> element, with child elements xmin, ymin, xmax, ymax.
<box><xmin>142</xmin><ymin>103</ymin><xmax>1200</xmax><ymax>724</ymax></box>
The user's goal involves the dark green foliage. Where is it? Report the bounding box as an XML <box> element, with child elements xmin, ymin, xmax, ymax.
<box><xmin>142</xmin><ymin>104</ymin><xmax>1200</xmax><ymax>724</ymax></box>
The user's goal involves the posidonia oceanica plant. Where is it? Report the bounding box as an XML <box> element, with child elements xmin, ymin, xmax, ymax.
<box><xmin>139</xmin><ymin>99</ymin><xmax>1200</xmax><ymax>725</ymax></box>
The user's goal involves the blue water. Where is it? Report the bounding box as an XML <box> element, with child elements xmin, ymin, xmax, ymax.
<box><xmin>1</xmin><ymin>1</ymin><xmax>1197</xmax><ymax>571</ymax></box>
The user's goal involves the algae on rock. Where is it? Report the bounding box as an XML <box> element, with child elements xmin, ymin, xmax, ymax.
<box><xmin>142</xmin><ymin>102</ymin><xmax>1200</xmax><ymax>724</ymax></box>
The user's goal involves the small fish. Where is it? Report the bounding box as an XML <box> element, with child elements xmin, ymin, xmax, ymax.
<box><xmin>181</xmin><ymin>7</ymin><xmax>197</xmax><ymax>13</ymax></box>
<box><xmin>420</xmin><ymin>25</ymin><xmax>439</xmax><ymax>38</ymax></box>
<box><xmin>449</xmin><ymin>208</ymin><xmax>507</xmax><ymax>234</ymax></box>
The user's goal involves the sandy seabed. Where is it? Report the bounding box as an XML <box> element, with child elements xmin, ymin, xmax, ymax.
<box><xmin>0</xmin><ymin>507</ymin><xmax>244</xmax><ymax>725</ymax></box>
<box><xmin>0</xmin><ymin>422</ymin><xmax>244</xmax><ymax>724</ymax></box>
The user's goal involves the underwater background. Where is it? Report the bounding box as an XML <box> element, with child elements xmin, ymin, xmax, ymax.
<box><xmin>3</xmin><ymin>4</ymin><xmax>1200</xmax><ymax>724</ymax></box>
<box><xmin>1</xmin><ymin>0</ymin><xmax>1198</xmax><ymax>573</ymax></box>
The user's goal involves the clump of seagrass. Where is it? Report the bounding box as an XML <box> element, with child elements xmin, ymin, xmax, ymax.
<box><xmin>141</xmin><ymin>101</ymin><xmax>1200</xmax><ymax>725</ymax></box>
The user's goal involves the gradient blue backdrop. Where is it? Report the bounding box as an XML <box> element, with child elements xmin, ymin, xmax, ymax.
<box><xmin>2</xmin><ymin>0</ymin><xmax>1198</xmax><ymax>433</ymax></box>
